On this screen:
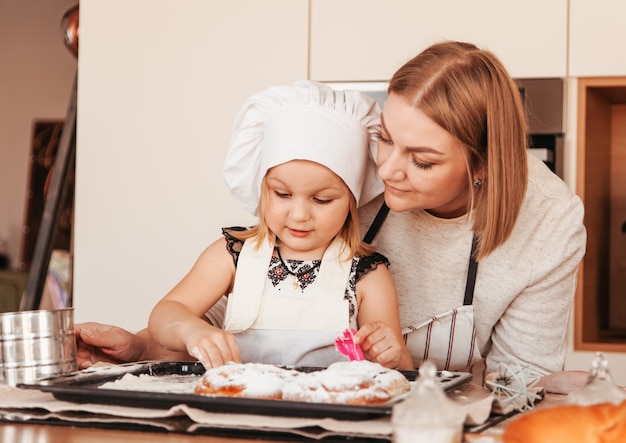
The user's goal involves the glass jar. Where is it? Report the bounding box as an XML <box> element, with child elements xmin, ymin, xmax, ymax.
<box><xmin>392</xmin><ymin>361</ymin><xmax>465</xmax><ymax>443</ymax></box>
<box><xmin>567</xmin><ymin>352</ymin><xmax>626</xmax><ymax>406</ymax></box>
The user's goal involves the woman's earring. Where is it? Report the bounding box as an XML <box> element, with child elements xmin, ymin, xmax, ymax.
<box><xmin>474</xmin><ymin>178</ymin><xmax>483</xmax><ymax>188</ymax></box>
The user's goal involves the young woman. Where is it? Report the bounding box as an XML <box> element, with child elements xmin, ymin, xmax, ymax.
<box><xmin>76</xmin><ymin>41</ymin><xmax>586</xmax><ymax>390</ymax></box>
<box><xmin>355</xmin><ymin>41</ymin><xmax>585</xmax><ymax>381</ymax></box>
<box><xmin>146</xmin><ymin>80</ymin><xmax>411</xmax><ymax>370</ymax></box>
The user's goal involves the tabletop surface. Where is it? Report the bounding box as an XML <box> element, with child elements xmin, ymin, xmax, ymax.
<box><xmin>0</xmin><ymin>422</ymin><xmax>283</xmax><ymax>443</ymax></box>
<box><xmin>0</xmin><ymin>381</ymin><xmax>569</xmax><ymax>443</ymax></box>
<box><xmin>0</xmin><ymin>421</ymin><xmax>506</xmax><ymax>443</ymax></box>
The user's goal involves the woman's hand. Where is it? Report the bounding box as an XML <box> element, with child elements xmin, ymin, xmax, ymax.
<box><xmin>75</xmin><ymin>323</ymin><xmax>191</xmax><ymax>369</ymax></box>
<box><xmin>75</xmin><ymin>322</ymin><xmax>148</xmax><ymax>368</ymax></box>
<box><xmin>354</xmin><ymin>321</ymin><xmax>412</xmax><ymax>370</ymax></box>
<box><xmin>536</xmin><ymin>370</ymin><xmax>590</xmax><ymax>394</ymax></box>
<box><xmin>181</xmin><ymin>323</ymin><xmax>241</xmax><ymax>369</ymax></box>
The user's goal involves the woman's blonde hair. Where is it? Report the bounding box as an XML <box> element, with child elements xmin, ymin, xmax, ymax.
<box><xmin>388</xmin><ymin>41</ymin><xmax>528</xmax><ymax>260</ymax></box>
<box><xmin>230</xmin><ymin>176</ymin><xmax>373</xmax><ymax>258</ymax></box>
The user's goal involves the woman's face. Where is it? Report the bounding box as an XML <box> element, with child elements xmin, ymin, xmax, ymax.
<box><xmin>376</xmin><ymin>92</ymin><xmax>471</xmax><ymax>219</ymax></box>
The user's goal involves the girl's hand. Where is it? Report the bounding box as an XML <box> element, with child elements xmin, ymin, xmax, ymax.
<box><xmin>353</xmin><ymin>321</ymin><xmax>410</xmax><ymax>369</ymax></box>
<box><xmin>183</xmin><ymin>325</ymin><xmax>241</xmax><ymax>369</ymax></box>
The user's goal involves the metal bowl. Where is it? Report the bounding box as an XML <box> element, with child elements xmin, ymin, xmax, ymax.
<box><xmin>0</xmin><ymin>308</ymin><xmax>77</xmax><ymax>386</ymax></box>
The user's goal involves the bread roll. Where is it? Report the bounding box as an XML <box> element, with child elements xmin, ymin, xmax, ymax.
<box><xmin>503</xmin><ymin>401</ymin><xmax>626</xmax><ymax>443</ymax></box>
<box><xmin>194</xmin><ymin>362</ymin><xmax>299</xmax><ymax>399</ymax></box>
<box><xmin>281</xmin><ymin>360</ymin><xmax>410</xmax><ymax>405</ymax></box>
<box><xmin>194</xmin><ymin>360</ymin><xmax>410</xmax><ymax>404</ymax></box>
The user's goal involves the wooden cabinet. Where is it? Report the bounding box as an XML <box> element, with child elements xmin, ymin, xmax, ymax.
<box><xmin>575</xmin><ymin>77</ymin><xmax>626</xmax><ymax>352</ymax></box>
<box><xmin>569</xmin><ymin>1</ymin><xmax>626</xmax><ymax>77</ymax></box>
<box><xmin>309</xmin><ymin>0</ymin><xmax>568</xmax><ymax>81</ymax></box>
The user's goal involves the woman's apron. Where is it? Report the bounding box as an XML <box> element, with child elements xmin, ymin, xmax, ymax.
<box><xmin>223</xmin><ymin>237</ymin><xmax>352</xmax><ymax>367</ymax></box>
<box><xmin>364</xmin><ymin>203</ymin><xmax>483</xmax><ymax>372</ymax></box>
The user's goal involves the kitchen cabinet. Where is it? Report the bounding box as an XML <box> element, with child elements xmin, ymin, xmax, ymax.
<box><xmin>73</xmin><ymin>0</ymin><xmax>309</xmax><ymax>331</ymax></box>
<box><xmin>569</xmin><ymin>1</ymin><xmax>626</xmax><ymax>77</ymax></box>
<box><xmin>575</xmin><ymin>77</ymin><xmax>626</xmax><ymax>352</ymax></box>
<box><xmin>309</xmin><ymin>0</ymin><xmax>568</xmax><ymax>81</ymax></box>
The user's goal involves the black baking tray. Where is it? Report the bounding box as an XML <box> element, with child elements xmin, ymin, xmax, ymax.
<box><xmin>18</xmin><ymin>361</ymin><xmax>472</xmax><ymax>421</ymax></box>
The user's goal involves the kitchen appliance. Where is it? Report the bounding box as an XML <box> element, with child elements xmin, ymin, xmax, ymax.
<box><xmin>325</xmin><ymin>78</ymin><xmax>565</xmax><ymax>178</ymax></box>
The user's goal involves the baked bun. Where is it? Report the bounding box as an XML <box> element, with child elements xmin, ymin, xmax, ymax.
<box><xmin>281</xmin><ymin>360</ymin><xmax>411</xmax><ymax>405</ymax></box>
<box><xmin>194</xmin><ymin>362</ymin><xmax>299</xmax><ymax>399</ymax></box>
<box><xmin>194</xmin><ymin>360</ymin><xmax>411</xmax><ymax>405</ymax></box>
<box><xmin>503</xmin><ymin>401</ymin><xmax>626</xmax><ymax>443</ymax></box>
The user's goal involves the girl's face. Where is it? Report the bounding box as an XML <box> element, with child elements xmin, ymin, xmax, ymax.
<box><xmin>264</xmin><ymin>160</ymin><xmax>351</xmax><ymax>258</ymax></box>
<box><xmin>376</xmin><ymin>92</ymin><xmax>471</xmax><ymax>219</ymax></box>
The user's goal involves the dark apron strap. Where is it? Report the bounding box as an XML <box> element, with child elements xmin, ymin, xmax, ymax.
<box><xmin>463</xmin><ymin>236</ymin><xmax>479</xmax><ymax>306</ymax></box>
<box><xmin>363</xmin><ymin>202</ymin><xmax>389</xmax><ymax>244</ymax></box>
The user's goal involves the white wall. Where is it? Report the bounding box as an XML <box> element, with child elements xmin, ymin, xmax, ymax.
<box><xmin>309</xmin><ymin>0</ymin><xmax>568</xmax><ymax>80</ymax></box>
<box><xmin>73</xmin><ymin>0</ymin><xmax>308</xmax><ymax>331</ymax></box>
<box><xmin>0</xmin><ymin>0</ymin><xmax>77</xmax><ymax>269</ymax></box>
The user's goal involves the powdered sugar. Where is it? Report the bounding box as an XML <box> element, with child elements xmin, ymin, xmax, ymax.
<box><xmin>196</xmin><ymin>361</ymin><xmax>410</xmax><ymax>404</ymax></box>
<box><xmin>196</xmin><ymin>362</ymin><xmax>300</xmax><ymax>398</ymax></box>
<box><xmin>281</xmin><ymin>360</ymin><xmax>410</xmax><ymax>404</ymax></box>
<box><xmin>99</xmin><ymin>372</ymin><xmax>200</xmax><ymax>394</ymax></box>
<box><xmin>189</xmin><ymin>346</ymin><xmax>203</xmax><ymax>362</ymax></box>
<box><xmin>98</xmin><ymin>361</ymin><xmax>411</xmax><ymax>404</ymax></box>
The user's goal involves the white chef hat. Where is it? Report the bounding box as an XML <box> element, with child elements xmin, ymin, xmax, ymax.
<box><xmin>223</xmin><ymin>80</ymin><xmax>383</xmax><ymax>216</ymax></box>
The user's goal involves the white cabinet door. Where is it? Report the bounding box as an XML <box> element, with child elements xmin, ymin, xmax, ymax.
<box><xmin>310</xmin><ymin>0</ymin><xmax>567</xmax><ymax>81</ymax></box>
<box><xmin>569</xmin><ymin>0</ymin><xmax>626</xmax><ymax>77</ymax></box>
<box><xmin>74</xmin><ymin>0</ymin><xmax>309</xmax><ymax>331</ymax></box>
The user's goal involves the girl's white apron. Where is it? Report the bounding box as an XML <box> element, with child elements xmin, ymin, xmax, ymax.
<box><xmin>223</xmin><ymin>237</ymin><xmax>352</xmax><ymax>367</ymax></box>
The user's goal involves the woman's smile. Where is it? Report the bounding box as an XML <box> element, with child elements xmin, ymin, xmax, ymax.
<box><xmin>384</xmin><ymin>184</ymin><xmax>409</xmax><ymax>196</ymax></box>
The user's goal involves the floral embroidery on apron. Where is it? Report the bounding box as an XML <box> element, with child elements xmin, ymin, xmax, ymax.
<box><xmin>269</xmin><ymin>247</ymin><xmax>321</xmax><ymax>291</ymax></box>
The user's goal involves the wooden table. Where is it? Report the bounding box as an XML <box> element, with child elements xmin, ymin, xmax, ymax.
<box><xmin>1</xmin><ymin>392</ymin><xmax>568</xmax><ymax>442</ymax></box>
<box><xmin>0</xmin><ymin>421</ymin><xmax>508</xmax><ymax>443</ymax></box>
<box><xmin>0</xmin><ymin>422</ymin><xmax>296</xmax><ymax>443</ymax></box>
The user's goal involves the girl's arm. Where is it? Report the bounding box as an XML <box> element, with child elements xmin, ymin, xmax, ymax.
<box><xmin>354</xmin><ymin>263</ymin><xmax>413</xmax><ymax>370</ymax></box>
<box><xmin>147</xmin><ymin>237</ymin><xmax>240</xmax><ymax>368</ymax></box>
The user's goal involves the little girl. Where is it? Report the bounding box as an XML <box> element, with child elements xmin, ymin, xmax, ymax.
<box><xmin>148</xmin><ymin>80</ymin><xmax>411</xmax><ymax>370</ymax></box>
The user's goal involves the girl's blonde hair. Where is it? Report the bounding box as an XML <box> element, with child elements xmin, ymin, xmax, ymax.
<box><xmin>389</xmin><ymin>41</ymin><xmax>528</xmax><ymax>261</ymax></box>
<box><xmin>230</xmin><ymin>176</ymin><xmax>373</xmax><ymax>258</ymax></box>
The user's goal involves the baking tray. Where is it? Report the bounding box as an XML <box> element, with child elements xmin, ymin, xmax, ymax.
<box><xmin>18</xmin><ymin>361</ymin><xmax>472</xmax><ymax>421</ymax></box>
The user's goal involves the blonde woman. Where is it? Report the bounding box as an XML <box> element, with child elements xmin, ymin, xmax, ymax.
<box><xmin>357</xmin><ymin>41</ymin><xmax>586</xmax><ymax>384</ymax></box>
